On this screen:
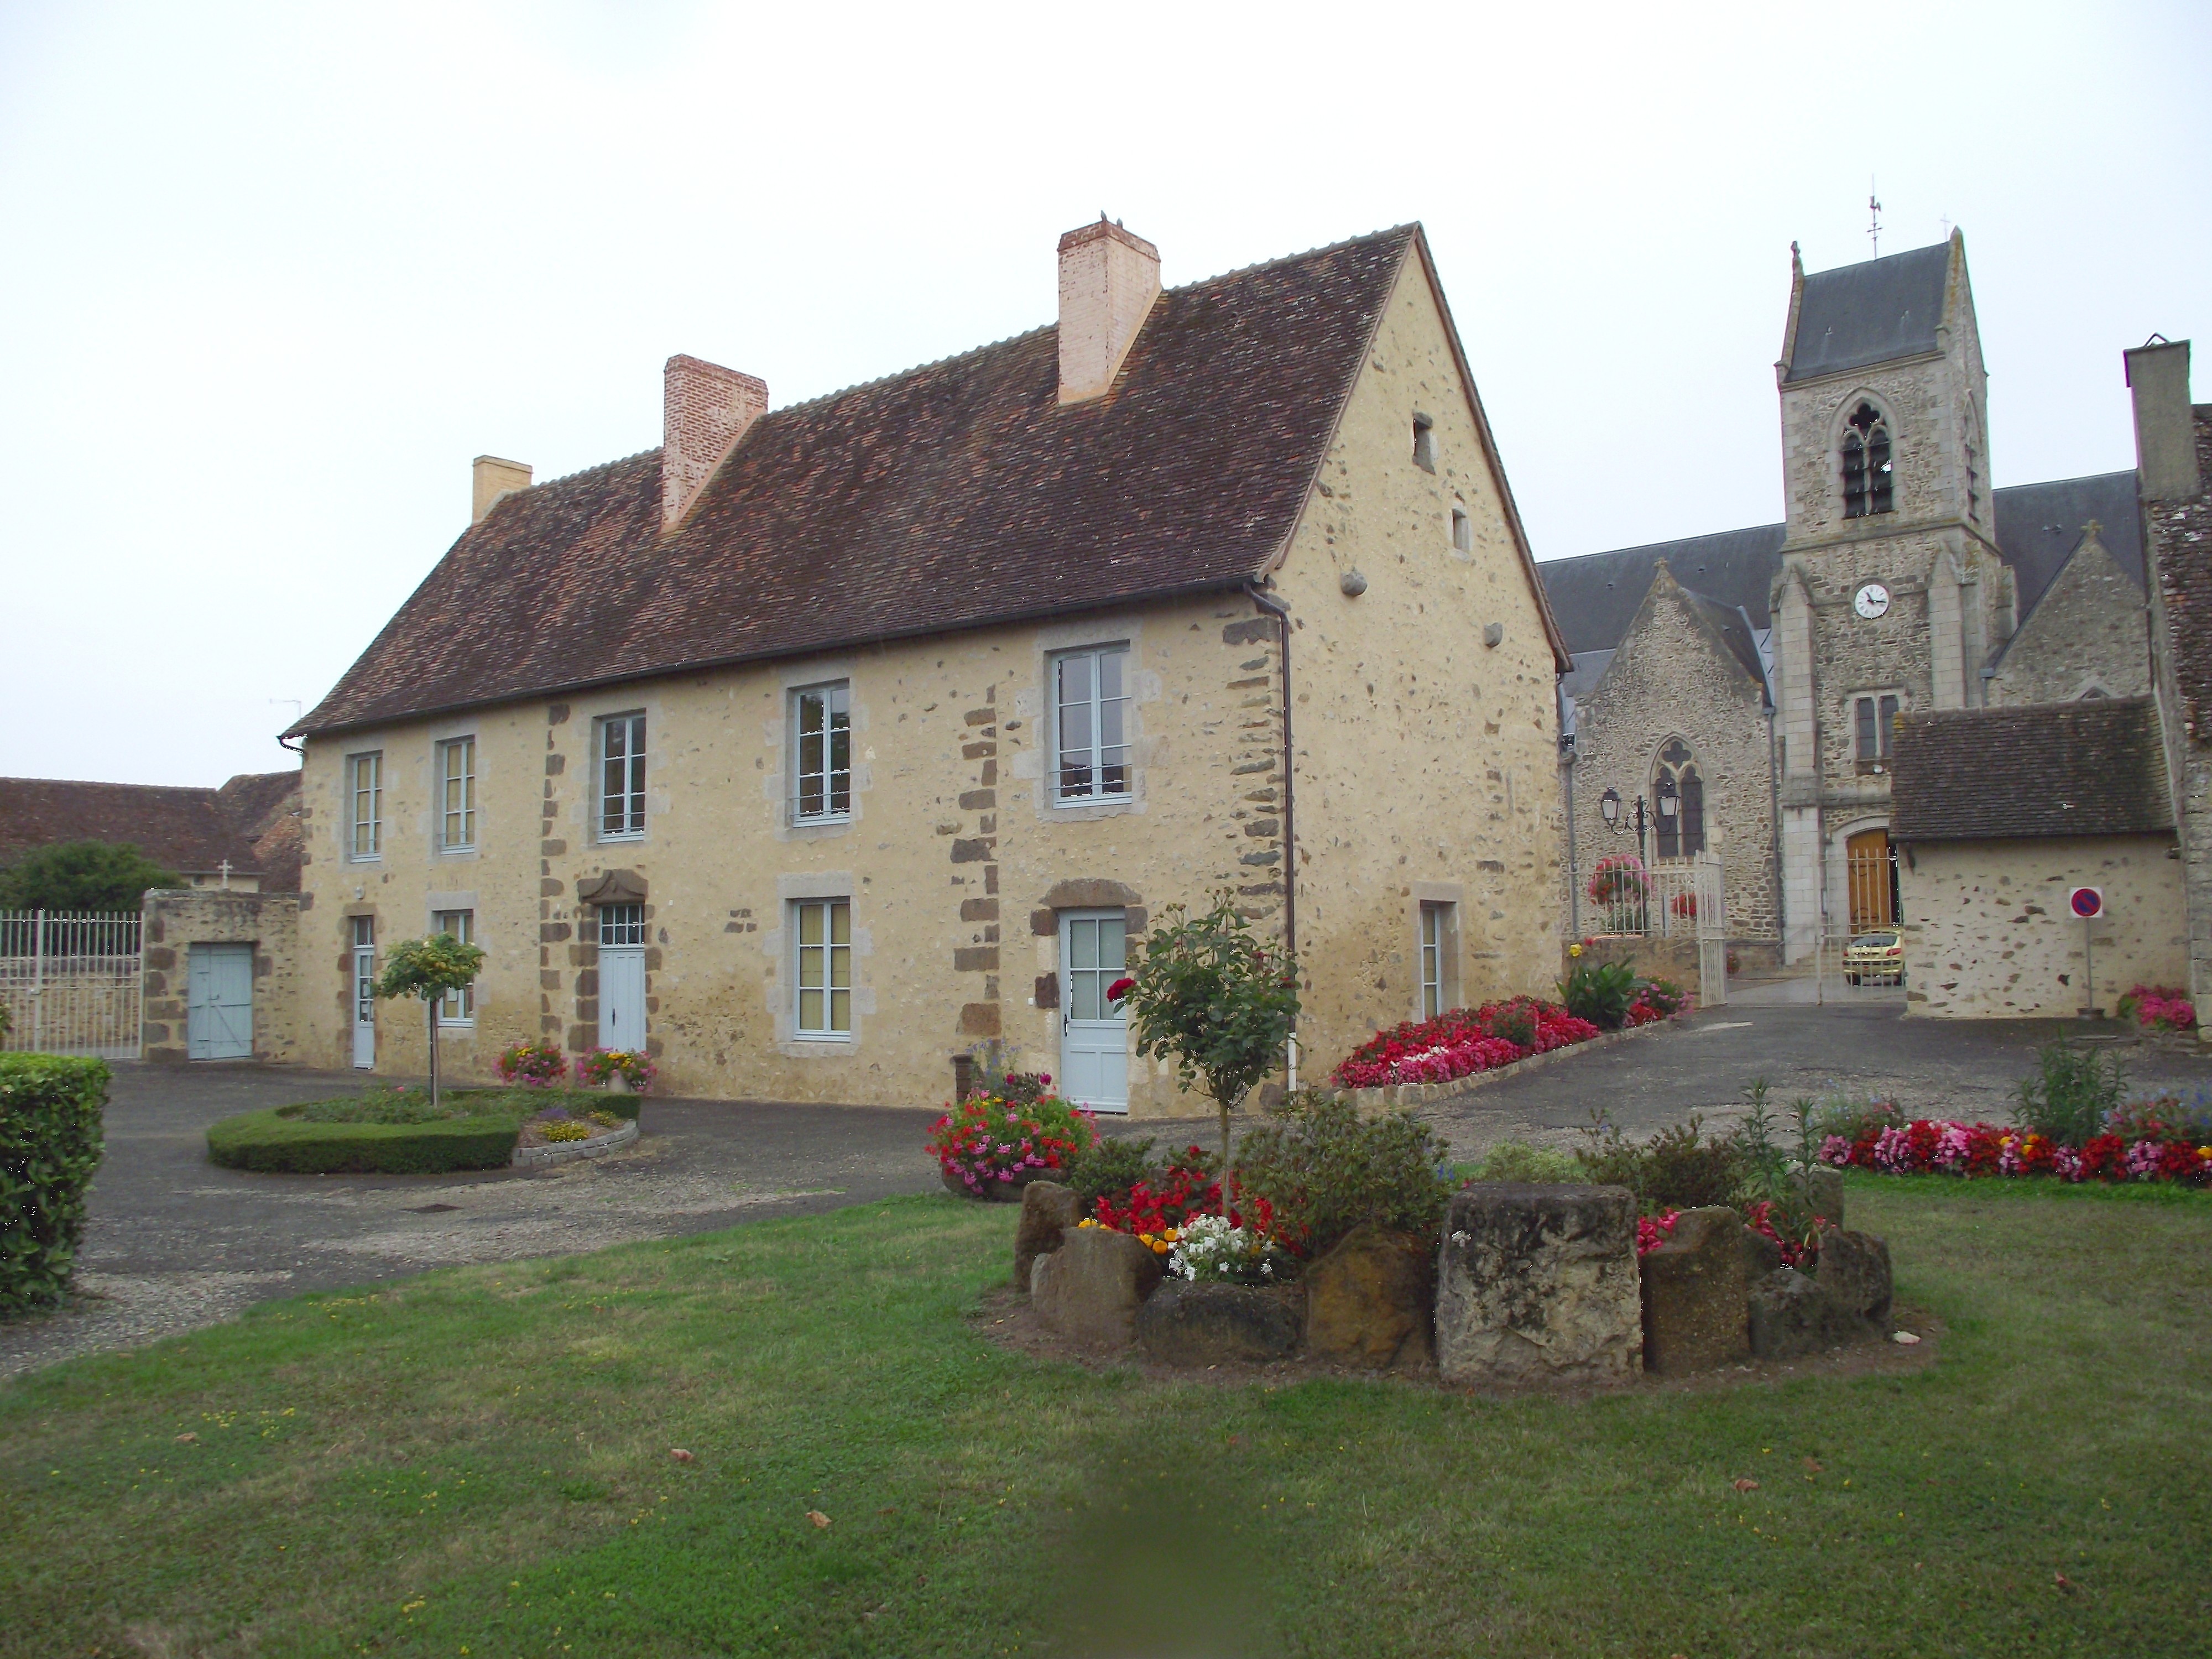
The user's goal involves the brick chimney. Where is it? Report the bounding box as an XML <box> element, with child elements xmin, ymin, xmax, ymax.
<box><xmin>471</xmin><ymin>455</ymin><xmax>531</xmax><ymax>525</ymax></box>
<box><xmin>2126</xmin><ymin>338</ymin><xmax>2200</xmax><ymax>503</ymax></box>
<box><xmin>662</xmin><ymin>354</ymin><xmax>769</xmax><ymax>530</ymax></box>
<box><xmin>1057</xmin><ymin>217</ymin><xmax>1160</xmax><ymax>405</ymax></box>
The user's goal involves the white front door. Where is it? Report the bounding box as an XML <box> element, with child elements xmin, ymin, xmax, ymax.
<box><xmin>1060</xmin><ymin>909</ymin><xmax>1129</xmax><ymax>1113</ymax></box>
<box><xmin>600</xmin><ymin>949</ymin><xmax>646</xmax><ymax>1051</ymax></box>
<box><xmin>351</xmin><ymin>917</ymin><xmax>375</xmax><ymax>1069</ymax></box>
<box><xmin>187</xmin><ymin>943</ymin><xmax>255</xmax><ymax>1060</ymax></box>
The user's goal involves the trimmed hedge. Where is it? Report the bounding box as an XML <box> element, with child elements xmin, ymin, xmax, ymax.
<box><xmin>206</xmin><ymin>1107</ymin><xmax>520</xmax><ymax>1175</ymax></box>
<box><xmin>0</xmin><ymin>1055</ymin><xmax>110</xmax><ymax>1315</ymax></box>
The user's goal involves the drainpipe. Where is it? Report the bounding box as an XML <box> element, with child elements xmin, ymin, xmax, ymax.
<box><xmin>1245</xmin><ymin>582</ymin><xmax>1298</xmax><ymax>1091</ymax></box>
<box><xmin>1561</xmin><ymin>729</ymin><xmax>1580</xmax><ymax>938</ymax></box>
<box><xmin>1766</xmin><ymin>705</ymin><xmax>1783</xmax><ymax>956</ymax></box>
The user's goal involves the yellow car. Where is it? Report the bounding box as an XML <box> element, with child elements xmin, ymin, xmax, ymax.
<box><xmin>1844</xmin><ymin>928</ymin><xmax>1904</xmax><ymax>985</ymax></box>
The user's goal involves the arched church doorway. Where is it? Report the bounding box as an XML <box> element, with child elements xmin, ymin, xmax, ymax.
<box><xmin>1846</xmin><ymin>827</ymin><xmax>1900</xmax><ymax>932</ymax></box>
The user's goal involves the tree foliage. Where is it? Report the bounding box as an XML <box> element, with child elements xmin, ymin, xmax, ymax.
<box><xmin>374</xmin><ymin>934</ymin><xmax>487</xmax><ymax>1108</ymax></box>
<box><xmin>0</xmin><ymin>842</ymin><xmax>181</xmax><ymax>913</ymax></box>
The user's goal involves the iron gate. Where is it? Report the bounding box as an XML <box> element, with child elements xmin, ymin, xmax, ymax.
<box><xmin>0</xmin><ymin>911</ymin><xmax>142</xmax><ymax>1059</ymax></box>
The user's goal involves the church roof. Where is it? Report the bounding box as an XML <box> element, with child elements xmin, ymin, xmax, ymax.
<box><xmin>1540</xmin><ymin>472</ymin><xmax>2145</xmax><ymax>666</ymax></box>
<box><xmin>1785</xmin><ymin>242</ymin><xmax>1953</xmax><ymax>384</ymax></box>
<box><xmin>294</xmin><ymin>226</ymin><xmax>1567</xmax><ymax>739</ymax></box>
<box><xmin>1890</xmin><ymin>697</ymin><xmax>2172</xmax><ymax>842</ymax></box>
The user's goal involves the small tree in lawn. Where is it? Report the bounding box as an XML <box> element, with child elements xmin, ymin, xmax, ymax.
<box><xmin>374</xmin><ymin>933</ymin><xmax>486</xmax><ymax>1110</ymax></box>
<box><xmin>1108</xmin><ymin>891</ymin><xmax>1298</xmax><ymax>1220</ymax></box>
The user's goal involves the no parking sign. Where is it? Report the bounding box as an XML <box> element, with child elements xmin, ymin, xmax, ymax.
<box><xmin>2072</xmin><ymin>888</ymin><xmax>2106</xmax><ymax>1016</ymax></box>
<box><xmin>2070</xmin><ymin>887</ymin><xmax>2104</xmax><ymax>919</ymax></box>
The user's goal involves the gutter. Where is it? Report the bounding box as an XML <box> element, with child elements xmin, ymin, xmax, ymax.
<box><xmin>1245</xmin><ymin>580</ymin><xmax>1300</xmax><ymax>1091</ymax></box>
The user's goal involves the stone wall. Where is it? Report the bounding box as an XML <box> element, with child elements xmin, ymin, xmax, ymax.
<box><xmin>1899</xmin><ymin>834</ymin><xmax>2185</xmax><ymax>1018</ymax></box>
<box><xmin>1562</xmin><ymin>565</ymin><xmax>1777</xmax><ymax>944</ymax></box>
<box><xmin>1986</xmin><ymin>532</ymin><xmax>2148</xmax><ymax>706</ymax></box>
<box><xmin>140</xmin><ymin>888</ymin><xmax>303</xmax><ymax>1062</ymax></box>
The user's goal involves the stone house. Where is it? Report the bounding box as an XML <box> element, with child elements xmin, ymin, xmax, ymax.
<box><xmin>1542</xmin><ymin>232</ymin><xmax>2151</xmax><ymax>969</ymax></box>
<box><xmin>0</xmin><ymin>771</ymin><xmax>302</xmax><ymax>893</ymax></box>
<box><xmin>1890</xmin><ymin>698</ymin><xmax>2182</xmax><ymax>1018</ymax></box>
<box><xmin>281</xmin><ymin>221</ymin><xmax>1572</xmax><ymax>1113</ymax></box>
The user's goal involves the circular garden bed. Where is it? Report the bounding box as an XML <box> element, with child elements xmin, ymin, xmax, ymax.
<box><xmin>206</xmin><ymin>1086</ymin><xmax>640</xmax><ymax>1175</ymax></box>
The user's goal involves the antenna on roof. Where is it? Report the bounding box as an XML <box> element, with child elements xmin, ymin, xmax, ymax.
<box><xmin>1867</xmin><ymin>179</ymin><xmax>1883</xmax><ymax>255</ymax></box>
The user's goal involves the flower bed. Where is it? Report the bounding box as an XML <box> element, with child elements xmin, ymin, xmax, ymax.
<box><xmin>2117</xmin><ymin>985</ymin><xmax>2198</xmax><ymax>1032</ymax></box>
<box><xmin>575</xmin><ymin>1047</ymin><xmax>656</xmax><ymax>1093</ymax></box>
<box><xmin>1822</xmin><ymin>1110</ymin><xmax>2212</xmax><ymax>1186</ymax></box>
<box><xmin>928</xmin><ymin>1093</ymin><xmax>1097</xmax><ymax>1197</ymax></box>
<box><xmin>1329</xmin><ymin>997</ymin><xmax>1602</xmax><ymax>1089</ymax></box>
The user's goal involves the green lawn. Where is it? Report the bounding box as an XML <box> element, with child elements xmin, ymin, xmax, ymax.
<box><xmin>3</xmin><ymin>1178</ymin><xmax>2208</xmax><ymax>1657</ymax></box>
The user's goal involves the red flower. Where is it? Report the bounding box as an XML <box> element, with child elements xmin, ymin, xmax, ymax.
<box><xmin>1106</xmin><ymin>977</ymin><xmax>1135</xmax><ymax>1002</ymax></box>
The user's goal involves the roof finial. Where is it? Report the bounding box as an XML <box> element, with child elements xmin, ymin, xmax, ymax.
<box><xmin>1868</xmin><ymin>179</ymin><xmax>1883</xmax><ymax>256</ymax></box>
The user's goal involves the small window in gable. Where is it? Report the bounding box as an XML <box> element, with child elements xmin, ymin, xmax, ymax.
<box><xmin>1841</xmin><ymin>403</ymin><xmax>1894</xmax><ymax>519</ymax></box>
<box><xmin>1451</xmin><ymin>501</ymin><xmax>1473</xmax><ymax>554</ymax></box>
<box><xmin>1412</xmin><ymin>413</ymin><xmax>1437</xmax><ymax>473</ymax></box>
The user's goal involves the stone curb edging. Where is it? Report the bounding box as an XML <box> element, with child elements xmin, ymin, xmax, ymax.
<box><xmin>510</xmin><ymin>1117</ymin><xmax>640</xmax><ymax>1168</ymax></box>
<box><xmin>1329</xmin><ymin>1014</ymin><xmax>1693</xmax><ymax>1114</ymax></box>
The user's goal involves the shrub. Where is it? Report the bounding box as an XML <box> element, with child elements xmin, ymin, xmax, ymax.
<box><xmin>575</xmin><ymin>1048</ymin><xmax>657</xmax><ymax>1094</ymax></box>
<box><xmin>497</xmin><ymin>1040</ymin><xmax>566</xmax><ymax>1087</ymax></box>
<box><xmin>1233</xmin><ymin>1089</ymin><xmax>1453</xmax><ymax>1256</ymax></box>
<box><xmin>1063</xmin><ymin>1134</ymin><xmax>1159</xmax><ymax>1207</ymax></box>
<box><xmin>1576</xmin><ymin>1110</ymin><xmax>1746</xmax><ymax>1211</ymax></box>
<box><xmin>1637</xmin><ymin>978</ymin><xmax>1689</xmax><ymax>1019</ymax></box>
<box><xmin>1463</xmin><ymin>1140</ymin><xmax>1579</xmax><ymax>1183</ymax></box>
<box><xmin>0</xmin><ymin>1055</ymin><xmax>109</xmax><ymax>1315</ymax></box>
<box><xmin>207</xmin><ymin>1106</ymin><xmax>519</xmax><ymax>1175</ymax></box>
<box><xmin>1558</xmin><ymin>960</ymin><xmax>1637</xmax><ymax>1030</ymax></box>
<box><xmin>928</xmin><ymin>1093</ymin><xmax>1097</xmax><ymax>1198</ymax></box>
<box><xmin>298</xmin><ymin>1086</ymin><xmax>455</xmax><ymax>1125</ymax></box>
<box><xmin>1166</xmin><ymin>1213</ymin><xmax>1290</xmax><ymax>1284</ymax></box>
<box><xmin>2118</xmin><ymin>986</ymin><xmax>2197</xmax><ymax>1032</ymax></box>
<box><xmin>1090</xmin><ymin>1145</ymin><xmax>1227</xmax><ymax>1235</ymax></box>
<box><xmin>2015</xmin><ymin>1040</ymin><xmax>2127</xmax><ymax>1147</ymax></box>
<box><xmin>0</xmin><ymin>842</ymin><xmax>179</xmax><ymax>912</ymax></box>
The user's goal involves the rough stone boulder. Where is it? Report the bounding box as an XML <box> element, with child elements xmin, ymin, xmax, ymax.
<box><xmin>1013</xmin><ymin>1181</ymin><xmax>1083</xmax><ymax>1294</ymax></box>
<box><xmin>1135</xmin><ymin>1279</ymin><xmax>1303</xmax><ymax>1366</ymax></box>
<box><xmin>1435</xmin><ymin>1183</ymin><xmax>1642</xmax><ymax>1385</ymax></box>
<box><xmin>1639</xmin><ymin>1206</ymin><xmax>1749</xmax><ymax>1374</ymax></box>
<box><xmin>1796</xmin><ymin>1168</ymin><xmax>1845</xmax><ymax>1230</ymax></box>
<box><xmin>1304</xmin><ymin>1223</ymin><xmax>1435</xmax><ymax>1370</ymax></box>
<box><xmin>1746</xmin><ymin>1266</ymin><xmax>1867</xmax><ymax>1360</ymax></box>
<box><xmin>1812</xmin><ymin>1225</ymin><xmax>1892</xmax><ymax>1327</ymax></box>
<box><xmin>1740</xmin><ymin>1225</ymin><xmax>1783</xmax><ymax>1279</ymax></box>
<box><xmin>1030</xmin><ymin>1227</ymin><xmax>1163</xmax><ymax>1350</ymax></box>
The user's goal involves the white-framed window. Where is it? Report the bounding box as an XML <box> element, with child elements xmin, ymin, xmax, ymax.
<box><xmin>348</xmin><ymin>752</ymin><xmax>382</xmax><ymax>860</ymax></box>
<box><xmin>437</xmin><ymin>737</ymin><xmax>476</xmax><ymax>851</ymax></box>
<box><xmin>1451</xmin><ymin>501</ymin><xmax>1473</xmax><ymax>554</ymax></box>
<box><xmin>791</xmin><ymin>681</ymin><xmax>851</xmax><ymax>823</ymax></box>
<box><xmin>598</xmin><ymin>713</ymin><xmax>646</xmax><ymax>839</ymax></box>
<box><xmin>1052</xmin><ymin>644</ymin><xmax>1131</xmax><ymax>805</ymax></box>
<box><xmin>433</xmin><ymin>909</ymin><xmax>475</xmax><ymax>1022</ymax></box>
<box><xmin>1419</xmin><ymin>902</ymin><xmax>1453</xmax><ymax>1020</ymax></box>
<box><xmin>598</xmin><ymin>902</ymin><xmax>645</xmax><ymax>947</ymax></box>
<box><xmin>792</xmin><ymin>898</ymin><xmax>852</xmax><ymax>1039</ymax></box>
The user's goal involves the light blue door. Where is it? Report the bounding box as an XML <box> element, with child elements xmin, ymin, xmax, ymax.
<box><xmin>1059</xmin><ymin>910</ymin><xmax>1129</xmax><ymax>1113</ymax></box>
<box><xmin>187</xmin><ymin>943</ymin><xmax>254</xmax><ymax>1060</ymax></box>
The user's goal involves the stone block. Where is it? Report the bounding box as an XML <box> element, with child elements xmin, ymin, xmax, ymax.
<box><xmin>1435</xmin><ymin>1183</ymin><xmax>1642</xmax><ymax>1384</ymax></box>
<box><xmin>1030</xmin><ymin>1227</ymin><xmax>1163</xmax><ymax>1351</ymax></box>
<box><xmin>1135</xmin><ymin>1280</ymin><xmax>1302</xmax><ymax>1366</ymax></box>
<box><xmin>1303</xmin><ymin>1222</ymin><xmax>1434</xmax><ymax>1370</ymax></box>
<box><xmin>1812</xmin><ymin>1226</ymin><xmax>1892</xmax><ymax>1326</ymax></box>
<box><xmin>1639</xmin><ymin>1206</ymin><xmax>1749</xmax><ymax>1374</ymax></box>
<box><xmin>1014</xmin><ymin>1181</ymin><xmax>1083</xmax><ymax>1293</ymax></box>
<box><xmin>1741</xmin><ymin>1225</ymin><xmax>1783</xmax><ymax>1279</ymax></box>
<box><xmin>1747</xmin><ymin>1267</ymin><xmax>1866</xmax><ymax>1360</ymax></box>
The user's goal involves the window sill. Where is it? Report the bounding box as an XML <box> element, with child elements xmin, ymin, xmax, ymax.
<box><xmin>437</xmin><ymin>844</ymin><xmax>478</xmax><ymax>857</ymax></box>
<box><xmin>436</xmin><ymin>1021</ymin><xmax>476</xmax><ymax>1035</ymax></box>
<box><xmin>597</xmin><ymin>832</ymin><xmax>646</xmax><ymax>844</ymax></box>
<box><xmin>1049</xmin><ymin>794</ymin><xmax>1135</xmax><ymax>811</ymax></box>
<box><xmin>347</xmin><ymin>854</ymin><xmax>383</xmax><ymax>865</ymax></box>
<box><xmin>792</xmin><ymin>1032</ymin><xmax>853</xmax><ymax>1045</ymax></box>
<box><xmin>790</xmin><ymin>813</ymin><xmax>852</xmax><ymax>830</ymax></box>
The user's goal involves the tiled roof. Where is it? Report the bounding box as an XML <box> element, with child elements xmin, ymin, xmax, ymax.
<box><xmin>297</xmin><ymin>226</ymin><xmax>1562</xmax><ymax>738</ymax></box>
<box><xmin>1890</xmin><ymin>698</ymin><xmax>2172</xmax><ymax>841</ymax></box>
<box><xmin>0</xmin><ymin>771</ymin><xmax>302</xmax><ymax>885</ymax></box>
<box><xmin>1785</xmin><ymin>242</ymin><xmax>1952</xmax><ymax>384</ymax></box>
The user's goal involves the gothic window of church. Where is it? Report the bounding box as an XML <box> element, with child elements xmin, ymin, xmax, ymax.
<box><xmin>1841</xmin><ymin>403</ymin><xmax>1894</xmax><ymax>519</ymax></box>
<box><xmin>1963</xmin><ymin>405</ymin><xmax>1984</xmax><ymax>520</ymax></box>
<box><xmin>1652</xmin><ymin>737</ymin><xmax>1706</xmax><ymax>859</ymax></box>
<box><xmin>1854</xmin><ymin>693</ymin><xmax>1900</xmax><ymax>766</ymax></box>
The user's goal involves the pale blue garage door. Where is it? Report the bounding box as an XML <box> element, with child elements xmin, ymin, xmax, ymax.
<box><xmin>187</xmin><ymin>943</ymin><xmax>255</xmax><ymax>1060</ymax></box>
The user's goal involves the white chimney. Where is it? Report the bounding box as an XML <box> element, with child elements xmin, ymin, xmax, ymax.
<box><xmin>1057</xmin><ymin>217</ymin><xmax>1160</xmax><ymax>405</ymax></box>
<box><xmin>471</xmin><ymin>455</ymin><xmax>531</xmax><ymax>525</ymax></box>
<box><xmin>663</xmin><ymin>354</ymin><xmax>769</xmax><ymax>530</ymax></box>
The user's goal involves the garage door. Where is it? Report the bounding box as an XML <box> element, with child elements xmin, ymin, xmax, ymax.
<box><xmin>187</xmin><ymin>943</ymin><xmax>255</xmax><ymax>1060</ymax></box>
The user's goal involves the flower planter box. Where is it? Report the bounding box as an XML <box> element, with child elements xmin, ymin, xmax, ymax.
<box><xmin>511</xmin><ymin>1117</ymin><xmax>639</xmax><ymax>1169</ymax></box>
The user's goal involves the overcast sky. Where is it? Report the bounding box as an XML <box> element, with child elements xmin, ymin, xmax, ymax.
<box><xmin>3</xmin><ymin>1</ymin><xmax>2206</xmax><ymax>786</ymax></box>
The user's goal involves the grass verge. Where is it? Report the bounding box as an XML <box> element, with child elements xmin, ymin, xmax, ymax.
<box><xmin>1</xmin><ymin>1179</ymin><xmax>2206</xmax><ymax>1655</ymax></box>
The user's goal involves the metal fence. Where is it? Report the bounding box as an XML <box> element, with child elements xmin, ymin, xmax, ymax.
<box><xmin>1584</xmin><ymin>852</ymin><xmax>1728</xmax><ymax>1008</ymax></box>
<box><xmin>0</xmin><ymin>910</ymin><xmax>142</xmax><ymax>1060</ymax></box>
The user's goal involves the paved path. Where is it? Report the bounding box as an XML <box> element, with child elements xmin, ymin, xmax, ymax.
<box><xmin>8</xmin><ymin>1004</ymin><xmax>2208</xmax><ymax>1379</ymax></box>
<box><xmin>1</xmin><ymin>1064</ymin><xmax>942</xmax><ymax>1379</ymax></box>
